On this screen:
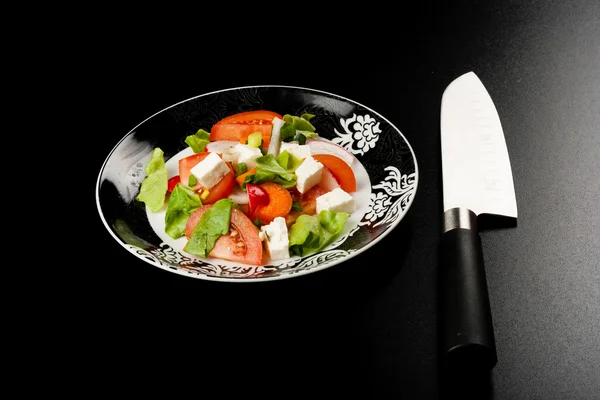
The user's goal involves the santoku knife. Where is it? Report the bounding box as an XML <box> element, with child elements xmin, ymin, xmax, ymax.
<box><xmin>440</xmin><ymin>71</ymin><xmax>518</xmax><ymax>372</ymax></box>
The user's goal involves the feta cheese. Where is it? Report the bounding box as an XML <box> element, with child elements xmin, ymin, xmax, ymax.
<box><xmin>205</xmin><ymin>141</ymin><xmax>238</xmax><ymax>163</ymax></box>
<box><xmin>316</xmin><ymin>187</ymin><xmax>356</xmax><ymax>214</ymax></box>
<box><xmin>320</xmin><ymin>167</ymin><xmax>341</xmax><ymax>192</ymax></box>
<box><xmin>295</xmin><ymin>156</ymin><xmax>323</xmax><ymax>194</ymax></box>
<box><xmin>260</xmin><ymin>217</ymin><xmax>290</xmax><ymax>260</ymax></box>
<box><xmin>190</xmin><ymin>152</ymin><xmax>230</xmax><ymax>189</ymax></box>
<box><xmin>205</xmin><ymin>140</ymin><xmax>238</xmax><ymax>155</ymax></box>
<box><xmin>280</xmin><ymin>141</ymin><xmax>312</xmax><ymax>159</ymax></box>
<box><xmin>234</xmin><ymin>143</ymin><xmax>263</xmax><ymax>169</ymax></box>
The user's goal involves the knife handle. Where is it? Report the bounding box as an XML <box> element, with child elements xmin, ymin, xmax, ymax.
<box><xmin>440</xmin><ymin>225</ymin><xmax>498</xmax><ymax>371</ymax></box>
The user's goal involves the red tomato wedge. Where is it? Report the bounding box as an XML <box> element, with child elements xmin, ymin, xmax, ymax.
<box><xmin>179</xmin><ymin>152</ymin><xmax>208</xmax><ymax>187</ymax></box>
<box><xmin>209</xmin><ymin>110</ymin><xmax>283</xmax><ymax>148</ymax></box>
<box><xmin>185</xmin><ymin>205</ymin><xmax>263</xmax><ymax>266</ymax></box>
<box><xmin>311</xmin><ymin>154</ymin><xmax>357</xmax><ymax>192</ymax></box>
<box><xmin>178</xmin><ymin>152</ymin><xmax>235</xmax><ymax>204</ymax></box>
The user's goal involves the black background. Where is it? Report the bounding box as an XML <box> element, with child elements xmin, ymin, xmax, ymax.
<box><xmin>80</xmin><ymin>1</ymin><xmax>599</xmax><ymax>398</ymax></box>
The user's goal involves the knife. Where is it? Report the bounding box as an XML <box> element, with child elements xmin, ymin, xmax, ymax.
<box><xmin>440</xmin><ymin>71</ymin><xmax>518</xmax><ymax>372</ymax></box>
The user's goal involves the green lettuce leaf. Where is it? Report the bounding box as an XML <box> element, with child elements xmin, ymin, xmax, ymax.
<box><xmin>164</xmin><ymin>184</ymin><xmax>202</xmax><ymax>239</ymax></box>
<box><xmin>280</xmin><ymin>114</ymin><xmax>319</xmax><ymax>143</ymax></box>
<box><xmin>184</xmin><ymin>198</ymin><xmax>233</xmax><ymax>257</ymax></box>
<box><xmin>136</xmin><ymin>148</ymin><xmax>168</xmax><ymax>212</ymax></box>
<box><xmin>288</xmin><ymin>210</ymin><xmax>350</xmax><ymax>257</ymax></box>
<box><xmin>275</xmin><ymin>150</ymin><xmax>303</xmax><ymax>171</ymax></box>
<box><xmin>185</xmin><ymin>129</ymin><xmax>211</xmax><ymax>153</ymax></box>
<box><xmin>252</xmin><ymin>153</ymin><xmax>297</xmax><ymax>189</ymax></box>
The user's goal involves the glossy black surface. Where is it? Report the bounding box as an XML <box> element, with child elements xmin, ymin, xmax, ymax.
<box><xmin>85</xmin><ymin>1</ymin><xmax>599</xmax><ymax>398</ymax></box>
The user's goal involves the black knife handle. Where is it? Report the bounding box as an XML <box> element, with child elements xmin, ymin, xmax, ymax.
<box><xmin>440</xmin><ymin>227</ymin><xmax>498</xmax><ymax>371</ymax></box>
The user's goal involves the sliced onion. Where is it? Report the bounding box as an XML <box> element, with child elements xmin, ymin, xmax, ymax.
<box><xmin>267</xmin><ymin>117</ymin><xmax>285</xmax><ymax>156</ymax></box>
<box><xmin>307</xmin><ymin>138</ymin><xmax>354</xmax><ymax>166</ymax></box>
<box><xmin>228</xmin><ymin>185</ymin><xmax>249</xmax><ymax>204</ymax></box>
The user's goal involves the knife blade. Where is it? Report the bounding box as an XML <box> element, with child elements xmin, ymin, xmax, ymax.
<box><xmin>440</xmin><ymin>71</ymin><xmax>518</xmax><ymax>372</ymax></box>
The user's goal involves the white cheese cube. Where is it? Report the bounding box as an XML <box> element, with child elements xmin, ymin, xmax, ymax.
<box><xmin>295</xmin><ymin>156</ymin><xmax>323</xmax><ymax>194</ymax></box>
<box><xmin>260</xmin><ymin>217</ymin><xmax>290</xmax><ymax>260</ymax></box>
<box><xmin>316</xmin><ymin>187</ymin><xmax>356</xmax><ymax>214</ymax></box>
<box><xmin>234</xmin><ymin>143</ymin><xmax>263</xmax><ymax>169</ymax></box>
<box><xmin>190</xmin><ymin>152</ymin><xmax>230</xmax><ymax>189</ymax></box>
<box><xmin>280</xmin><ymin>141</ymin><xmax>312</xmax><ymax>159</ymax></box>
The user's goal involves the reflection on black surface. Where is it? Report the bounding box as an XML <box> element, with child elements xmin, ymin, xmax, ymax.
<box><xmin>440</xmin><ymin>364</ymin><xmax>493</xmax><ymax>400</ymax></box>
<box><xmin>439</xmin><ymin>343</ymin><xmax>494</xmax><ymax>399</ymax></box>
<box><xmin>88</xmin><ymin>214</ymin><xmax>416</xmax><ymax>397</ymax></box>
<box><xmin>158</xmin><ymin>213</ymin><xmax>414</xmax><ymax>311</ymax></box>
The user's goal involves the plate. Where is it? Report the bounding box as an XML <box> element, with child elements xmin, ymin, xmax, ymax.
<box><xmin>96</xmin><ymin>85</ymin><xmax>418</xmax><ymax>282</ymax></box>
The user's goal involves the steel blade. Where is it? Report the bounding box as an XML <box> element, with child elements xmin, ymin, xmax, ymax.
<box><xmin>441</xmin><ymin>71</ymin><xmax>518</xmax><ymax>218</ymax></box>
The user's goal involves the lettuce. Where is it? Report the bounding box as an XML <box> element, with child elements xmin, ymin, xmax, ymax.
<box><xmin>164</xmin><ymin>184</ymin><xmax>202</xmax><ymax>239</ymax></box>
<box><xmin>288</xmin><ymin>210</ymin><xmax>350</xmax><ymax>257</ymax></box>
<box><xmin>275</xmin><ymin>150</ymin><xmax>303</xmax><ymax>171</ymax></box>
<box><xmin>136</xmin><ymin>148</ymin><xmax>168</xmax><ymax>212</ymax></box>
<box><xmin>252</xmin><ymin>152</ymin><xmax>298</xmax><ymax>189</ymax></box>
<box><xmin>184</xmin><ymin>129</ymin><xmax>211</xmax><ymax>153</ymax></box>
<box><xmin>184</xmin><ymin>198</ymin><xmax>233</xmax><ymax>257</ymax></box>
<box><xmin>280</xmin><ymin>114</ymin><xmax>319</xmax><ymax>144</ymax></box>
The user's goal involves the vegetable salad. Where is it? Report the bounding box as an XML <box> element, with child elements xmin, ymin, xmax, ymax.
<box><xmin>136</xmin><ymin>110</ymin><xmax>360</xmax><ymax>265</ymax></box>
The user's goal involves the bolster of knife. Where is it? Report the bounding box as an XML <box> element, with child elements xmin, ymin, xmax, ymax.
<box><xmin>440</xmin><ymin>209</ymin><xmax>498</xmax><ymax>371</ymax></box>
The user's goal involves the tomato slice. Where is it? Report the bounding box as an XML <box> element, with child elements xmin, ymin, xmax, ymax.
<box><xmin>202</xmin><ymin>171</ymin><xmax>235</xmax><ymax>204</ymax></box>
<box><xmin>211</xmin><ymin>124</ymin><xmax>274</xmax><ymax>147</ymax></box>
<box><xmin>215</xmin><ymin>110</ymin><xmax>283</xmax><ymax>125</ymax></box>
<box><xmin>178</xmin><ymin>152</ymin><xmax>235</xmax><ymax>204</ymax></box>
<box><xmin>286</xmin><ymin>185</ymin><xmax>326</xmax><ymax>227</ymax></box>
<box><xmin>210</xmin><ymin>110</ymin><xmax>283</xmax><ymax>148</ymax></box>
<box><xmin>311</xmin><ymin>154</ymin><xmax>357</xmax><ymax>192</ymax></box>
<box><xmin>185</xmin><ymin>205</ymin><xmax>263</xmax><ymax>265</ymax></box>
<box><xmin>179</xmin><ymin>152</ymin><xmax>208</xmax><ymax>187</ymax></box>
